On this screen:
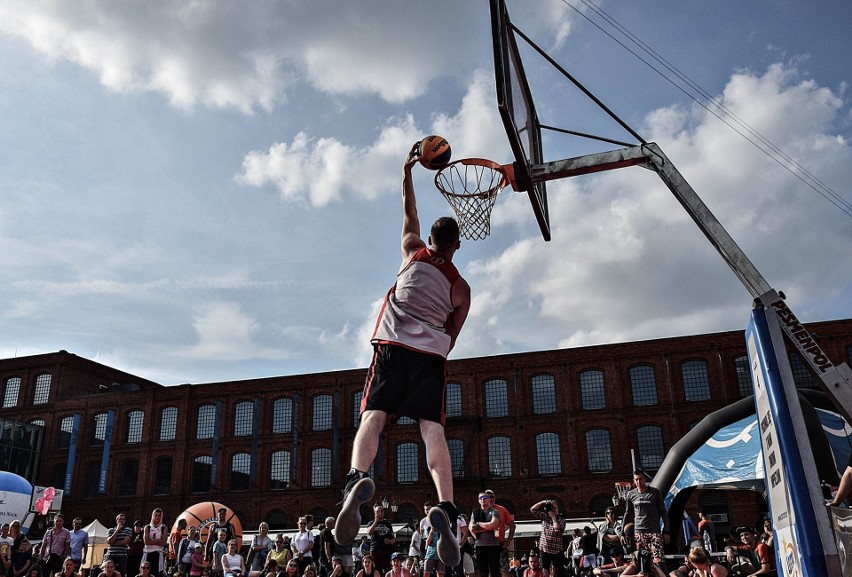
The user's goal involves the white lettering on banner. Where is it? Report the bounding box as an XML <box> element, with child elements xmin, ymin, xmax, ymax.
<box><xmin>771</xmin><ymin>300</ymin><xmax>833</xmax><ymax>372</ymax></box>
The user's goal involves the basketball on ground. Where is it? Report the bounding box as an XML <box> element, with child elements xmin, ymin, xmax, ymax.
<box><xmin>418</xmin><ymin>135</ymin><xmax>452</xmax><ymax>169</ymax></box>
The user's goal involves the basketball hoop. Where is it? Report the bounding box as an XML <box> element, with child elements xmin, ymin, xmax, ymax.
<box><xmin>434</xmin><ymin>158</ymin><xmax>511</xmax><ymax>240</ymax></box>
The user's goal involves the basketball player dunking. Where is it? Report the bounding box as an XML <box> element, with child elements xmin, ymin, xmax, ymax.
<box><xmin>334</xmin><ymin>142</ymin><xmax>471</xmax><ymax>570</ymax></box>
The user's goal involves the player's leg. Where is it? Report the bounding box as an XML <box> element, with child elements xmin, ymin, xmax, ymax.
<box><xmin>335</xmin><ymin>410</ymin><xmax>385</xmax><ymax>546</ymax></box>
<box><xmin>422</xmin><ymin>419</ymin><xmax>461</xmax><ymax>568</ymax></box>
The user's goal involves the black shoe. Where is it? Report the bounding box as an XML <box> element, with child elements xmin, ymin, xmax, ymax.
<box><xmin>334</xmin><ymin>476</ymin><xmax>375</xmax><ymax>546</ymax></box>
<box><xmin>428</xmin><ymin>501</ymin><xmax>460</xmax><ymax>567</ymax></box>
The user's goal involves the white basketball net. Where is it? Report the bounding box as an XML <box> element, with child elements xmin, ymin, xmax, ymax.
<box><xmin>434</xmin><ymin>159</ymin><xmax>509</xmax><ymax>240</ymax></box>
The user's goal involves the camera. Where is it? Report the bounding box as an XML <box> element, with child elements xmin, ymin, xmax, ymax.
<box><xmin>541</xmin><ymin>501</ymin><xmax>553</xmax><ymax>513</ymax></box>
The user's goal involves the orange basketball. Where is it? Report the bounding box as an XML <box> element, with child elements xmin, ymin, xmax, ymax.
<box><xmin>418</xmin><ymin>135</ymin><xmax>452</xmax><ymax>169</ymax></box>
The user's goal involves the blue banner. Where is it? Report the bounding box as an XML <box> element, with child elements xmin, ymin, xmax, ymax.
<box><xmin>64</xmin><ymin>414</ymin><xmax>81</xmax><ymax>495</ymax></box>
<box><xmin>98</xmin><ymin>410</ymin><xmax>115</xmax><ymax>494</ymax></box>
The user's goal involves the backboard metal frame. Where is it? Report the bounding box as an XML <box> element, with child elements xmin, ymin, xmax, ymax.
<box><xmin>490</xmin><ymin>0</ymin><xmax>550</xmax><ymax>241</ymax></box>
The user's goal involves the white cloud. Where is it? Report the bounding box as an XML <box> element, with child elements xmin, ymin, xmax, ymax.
<box><xmin>0</xmin><ymin>1</ymin><xmax>481</xmax><ymax>112</ymax></box>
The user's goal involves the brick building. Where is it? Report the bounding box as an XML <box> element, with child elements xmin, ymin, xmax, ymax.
<box><xmin>2</xmin><ymin>317</ymin><xmax>850</xmax><ymax>546</ymax></box>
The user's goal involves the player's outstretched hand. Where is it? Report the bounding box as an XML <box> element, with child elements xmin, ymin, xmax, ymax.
<box><xmin>405</xmin><ymin>141</ymin><xmax>421</xmax><ymax>168</ymax></box>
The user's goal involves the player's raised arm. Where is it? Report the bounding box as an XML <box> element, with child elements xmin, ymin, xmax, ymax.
<box><xmin>401</xmin><ymin>142</ymin><xmax>426</xmax><ymax>261</ymax></box>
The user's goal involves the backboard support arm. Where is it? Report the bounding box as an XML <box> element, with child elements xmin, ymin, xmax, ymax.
<box><xmin>533</xmin><ymin>142</ymin><xmax>852</xmax><ymax>424</ymax></box>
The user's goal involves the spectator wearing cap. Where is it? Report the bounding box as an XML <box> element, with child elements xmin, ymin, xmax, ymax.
<box><xmin>386</xmin><ymin>554</ymin><xmax>410</xmax><ymax>577</ymax></box>
<box><xmin>597</xmin><ymin>507</ymin><xmax>622</xmax><ymax>563</ymax></box>
<box><xmin>725</xmin><ymin>526</ymin><xmax>774</xmax><ymax>575</ymax></box>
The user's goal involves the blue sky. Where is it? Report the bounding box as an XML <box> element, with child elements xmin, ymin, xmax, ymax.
<box><xmin>1</xmin><ymin>1</ymin><xmax>850</xmax><ymax>385</ymax></box>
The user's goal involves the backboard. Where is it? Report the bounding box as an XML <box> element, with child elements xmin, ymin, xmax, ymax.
<box><xmin>489</xmin><ymin>0</ymin><xmax>550</xmax><ymax>241</ymax></box>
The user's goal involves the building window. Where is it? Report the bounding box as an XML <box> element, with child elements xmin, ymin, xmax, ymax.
<box><xmin>487</xmin><ymin>436</ymin><xmax>512</xmax><ymax>477</ymax></box>
<box><xmin>191</xmin><ymin>456</ymin><xmax>213</xmax><ymax>492</ymax></box>
<box><xmin>682</xmin><ymin>360</ymin><xmax>711</xmax><ymax>401</ymax></box>
<box><xmin>231</xmin><ymin>452</ymin><xmax>251</xmax><ymax>491</ymax></box>
<box><xmin>445</xmin><ymin>382</ymin><xmax>463</xmax><ymax>417</ymax></box>
<box><xmin>585</xmin><ymin>429</ymin><xmax>613</xmax><ymax>473</ymax></box>
<box><xmin>630</xmin><ymin>365</ymin><xmax>658</xmax><ymax>406</ymax></box>
<box><xmin>353</xmin><ymin>391</ymin><xmax>364</xmax><ymax>428</ymax></box>
<box><xmin>535</xmin><ymin>432</ymin><xmax>562</xmax><ymax>476</ymax></box>
<box><xmin>160</xmin><ymin>407</ymin><xmax>178</xmax><ymax>441</ymax></box>
<box><xmin>3</xmin><ymin>377</ymin><xmax>20</xmax><ymax>408</ymax></box>
<box><xmin>58</xmin><ymin>416</ymin><xmax>74</xmax><ymax>449</ymax></box>
<box><xmin>33</xmin><ymin>373</ymin><xmax>51</xmax><ymax>405</ymax></box>
<box><xmin>397</xmin><ymin>443</ymin><xmax>419</xmax><ymax>484</ymax></box>
<box><xmin>118</xmin><ymin>459</ymin><xmax>138</xmax><ymax>496</ymax></box>
<box><xmin>313</xmin><ymin>395</ymin><xmax>332</xmax><ymax>431</ymax></box>
<box><xmin>126</xmin><ymin>410</ymin><xmax>144</xmax><ymax>444</ymax></box>
<box><xmin>637</xmin><ymin>425</ymin><xmax>665</xmax><ymax>470</ymax></box>
<box><xmin>398</xmin><ymin>416</ymin><xmax>416</xmax><ymax>425</ymax></box>
<box><xmin>270</xmin><ymin>450</ymin><xmax>291</xmax><ymax>490</ymax></box>
<box><xmin>734</xmin><ymin>355</ymin><xmax>753</xmax><ymax>397</ymax></box>
<box><xmin>311</xmin><ymin>448</ymin><xmax>331</xmax><ymax>487</ymax></box>
<box><xmin>196</xmin><ymin>405</ymin><xmax>215</xmax><ymax>439</ymax></box>
<box><xmin>154</xmin><ymin>457</ymin><xmax>172</xmax><ymax>495</ymax></box>
<box><xmin>91</xmin><ymin>412</ymin><xmax>108</xmax><ymax>446</ymax></box>
<box><xmin>579</xmin><ymin>370</ymin><xmax>606</xmax><ymax>410</ymax></box>
<box><xmin>484</xmin><ymin>379</ymin><xmax>509</xmax><ymax>418</ymax></box>
<box><xmin>83</xmin><ymin>461</ymin><xmax>100</xmax><ymax>498</ymax></box>
<box><xmin>234</xmin><ymin>401</ymin><xmax>253</xmax><ymax>437</ymax></box>
<box><xmin>272</xmin><ymin>398</ymin><xmax>293</xmax><ymax>434</ymax></box>
<box><xmin>531</xmin><ymin>374</ymin><xmax>557</xmax><ymax>414</ymax></box>
<box><xmin>448</xmin><ymin>439</ymin><xmax>464</xmax><ymax>478</ymax></box>
<box><xmin>789</xmin><ymin>353</ymin><xmax>818</xmax><ymax>389</ymax></box>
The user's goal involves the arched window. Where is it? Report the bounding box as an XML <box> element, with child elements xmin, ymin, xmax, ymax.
<box><xmin>33</xmin><ymin>373</ymin><xmax>52</xmax><ymax>405</ymax></box>
<box><xmin>535</xmin><ymin>432</ymin><xmax>562</xmax><ymax>475</ymax></box>
<box><xmin>118</xmin><ymin>459</ymin><xmax>138</xmax><ymax>496</ymax></box>
<box><xmin>191</xmin><ymin>456</ymin><xmax>213</xmax><ymax>492</ymax></box>
<box><xmin>58</xmin><ymin>416</ymin><xmax>74</xmax><ymax>449</ymax></box>
<box><xmin>585</xmin><ymin>428</ymin><xmax>613</xmax><ymax>473</ymax></box>
<box><xmin>734</xmin><ymin>355</ymin><xmax>753</xmax><ymax>397</ymax></box>
<box><xmin>311</xmin><ymin>448</ymin><xmax>331</xmax><ymax>487</ymax></box>
<box><xmin>637</xmin><ymin>425</ymin><xmax>665</xmax><ymax>470</ymax></box>
<box><xmin>270</xmin><ymin>450</ymin><xmax>291</xmax><ymax>490</ymax></box>
<box><xmin>154</xmin><ymin>457</ymin><xmax>172</xmax><ymax>495</ymax></box>
<box><xmin>579</xmin><ymin>370</ymin><xmax>606</xmax><ymax>410</ymax></box>
<box><xmin>272</xmin><ymin>397</ymin><xmax>293</xmax><ymax>433</ymax></box>
<box><xmin>396</xmin><ymin>503</ymin><xmax>420</xmax><ymax>526</ymax></box>
<box><xmin>630</xmin><ymin>365</ymin><xmax>658</xmax><ymax>406</ymax></box>
<box><xmin>3</xmin><ymin>377</ymin><xmax>20</xmax><ymax>408</ymax></box>
<box><xmin>234</xmin><ymin>401</ymin><xmax>253</xmax><ymax>437</ymax></box>
<box><xmin>313</xmin><ymin>395</ymin><xmax>333</xmax><ymax>431</ymax></box>
<box><xmin>126</xmin><ymin>410</ymin><xmax>144</xmax><ymax>443</ymax></box>
<box><xmin>682</xmin><ymin>360</ymin><xmax>711</xmax><ymax>401</ymax></box>
<box><xmin>531</xmin><ymin>374</ymin><xmax>556</xmax><ymax>414</ymax></box>
<box><xmin>196</xmin><ymin>404</ymin><xmax>216</xmax><ymax>439</ymax></box>
<box><xmin>397</xmin><ymin>443</ymin><xmax>419</xmax><ymax>484</ymax></box>
<box><xmin>230</xmin><ymin>452</ymin><xmax>251</xmax><ymax>491</ymax></box>
<box><xmin>590</xmin><ymin>495</ymin><xmax>614</xmax><ymax>516</ymax></box>
<box><xmin>484</xmin><ymin>379</ymin><xmax>509</xmax><ymax>418</ymax></box>
<box><xmin>160</xmin><ymin>407</ymin><xmax>178</xmax><ymax>441</ymax></box>
<box><xmin>487</xmin><ymin>436</ymin><xmax>512</xmax><ymax>477</ymax></box>
<box><xmin>91</xmin><ymin>412</ymin><xmax>108</xmax><ymax>446</ymax></box>
<box><xmin>445</xmin><ymin>382</ymin><xmax>463</xmax><ymax>417</ymax></box>
<box><xmin>448</xmin><ymin>439</ymin><xmax>465</xmax><ymax>478</ymax></box>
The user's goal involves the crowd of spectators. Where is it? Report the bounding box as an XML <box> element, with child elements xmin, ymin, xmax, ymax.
<box><xmin>0</xmin><ymin>494</ymin><xmax>779</xmax><ymax>577</ymax></box>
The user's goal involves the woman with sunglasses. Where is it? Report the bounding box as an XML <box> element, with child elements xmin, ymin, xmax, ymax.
<box><xmin>135</xmin><ymin>560</ymin><xmax>155</xmax><ymax>577</ymax></box>
<box><xmin>668</xmin><ymin>547</ymin><xmax>727</xmax><ymax>577</ymax></box>
<box><xmin>355</xmin><ymin>555</ymin><xmax>380</xmax><ymax>577</ymax></box>
<box><xmin>267</xmin><ymin>535</ymin><xmax>292</xmax><ymax>574</ymax></box>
